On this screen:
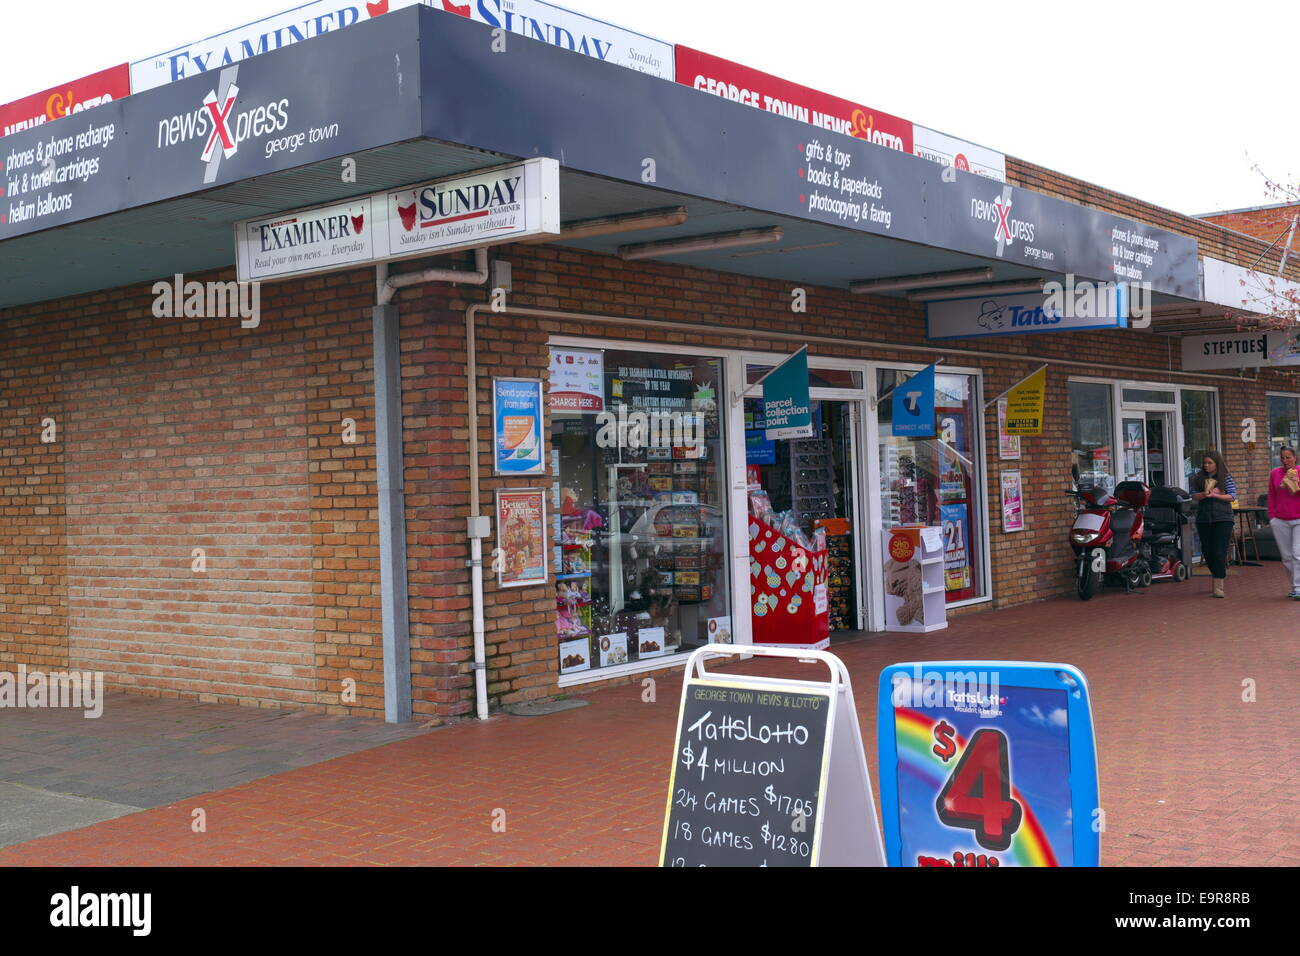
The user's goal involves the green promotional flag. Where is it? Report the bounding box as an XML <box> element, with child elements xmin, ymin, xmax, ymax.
<box><xmin>763</xmin><ymin>347</ymin><xmax>813</xmax><ymax>440</ymax></box>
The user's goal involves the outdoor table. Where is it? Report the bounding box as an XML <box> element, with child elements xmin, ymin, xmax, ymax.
<box><xmin>1232</xmin><ymin>506</ymin><xmax>1267</xmax><ymax>567</ymax></box>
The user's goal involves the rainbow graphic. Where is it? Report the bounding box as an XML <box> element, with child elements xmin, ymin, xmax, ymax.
<box><xmin>894</xmin><ymin>707</ymin><xmax>1060</xmax><ymax>867</ymax></box>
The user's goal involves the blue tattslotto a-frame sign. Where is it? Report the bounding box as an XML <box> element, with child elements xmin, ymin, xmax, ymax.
<box><xmin>876</xmin><ymin>661</ymin><xmax>1100</xmax><ymax>867</ymax></box>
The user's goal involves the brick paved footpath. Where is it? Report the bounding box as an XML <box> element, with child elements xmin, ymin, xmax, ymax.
<box><xmin>1</xmin><ymin>565</ymin><xmax>1296</xmax><ymax>866</ymax></box>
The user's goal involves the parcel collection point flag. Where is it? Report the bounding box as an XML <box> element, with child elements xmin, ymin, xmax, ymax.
<box><xmin>891</xmin><ymin>363</ymin><xmax>937</xmax><ymax>437</ymax></box>
<box><xmin>876</xmin><ymin>660</ymin><xmax>1100</xmax><ymax>867</ymax></box>
<box><xmin>1003</xmin><ymin>366</ymin><xmax>1047</xmax><ymax>436</ymax></box>
<box><xmin>661</xmin><ymin>645</ymin><xmax>885</xmax><ymax>867</ymax></box>
<box><xmin>762</xmin><ymin>346</ymin><xmax>813</xmax><ymax>441</ymax></box>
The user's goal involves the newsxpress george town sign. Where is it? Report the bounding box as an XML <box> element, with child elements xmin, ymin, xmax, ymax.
<box><xmin>1</xmin><ymin>10</ymin><xmax>421</xmax><ymax>241</ymax></box>
<box><xmin>235</xmin><ymin>159</ymin><xmax>560</xmax><ymax>282</ymax></box>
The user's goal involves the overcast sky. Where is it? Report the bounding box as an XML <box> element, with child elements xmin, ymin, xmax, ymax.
<box><xmin>4</xmin><ymin>0</ymin><xmax>1293</xmax><ymax>218</ymax></box>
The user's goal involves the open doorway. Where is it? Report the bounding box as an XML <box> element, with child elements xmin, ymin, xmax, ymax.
<box><xmin>743</xmin><ymin>396</ymin><xmax>865</xmax><ymax>634</ymax></box>
<box><xmin>1120</xmin><ymin>410</ymin><xmax>1175</xmax><ymax>488</ymax></box>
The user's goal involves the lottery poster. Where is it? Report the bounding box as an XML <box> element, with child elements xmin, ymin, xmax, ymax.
<box><xmin>939</xmin><ymin>503</ymin><xmax>970</xmax><ymax>592</ymax></box>
<box><xmin>876</xmin><ymin>661</ymin><xmax>1099</xmax><ymax>867</ymax></box>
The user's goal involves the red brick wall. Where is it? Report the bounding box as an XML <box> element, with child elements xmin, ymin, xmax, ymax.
<box><xmin>0</xmin><ymin>270</ymin><xmax>389</xmax><ymax>715</ymax></box>
<box><xmin>1200</xmin><ymin>204</ymin><xmax>1300</xmax><ymax>256</ymax></box>
<box><xmin>7</xmin><ymin>231</ymin><xmax>1300</xmax><ymax>718</ymax></box>
<box><xmin>397</xmin><ymin>242</ymin><xmax>1299</xmax><ymax>711</ymax></box>
<box><xmin>63</xmin><ymin>342</ymin><xmax>316</xmax><ymax>705</ymax></box>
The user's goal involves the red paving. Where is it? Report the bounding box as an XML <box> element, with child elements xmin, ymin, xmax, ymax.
<box><xmin>2</xmin><ymin>564</ymin><xmax>1297</xmax><ymax>866</ymax></box>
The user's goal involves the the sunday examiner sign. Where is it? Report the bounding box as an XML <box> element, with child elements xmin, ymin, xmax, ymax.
<box><xmin>234</xmin><ymin>158</ymin><xmax>560</xmax><ymax>281</ymax></box>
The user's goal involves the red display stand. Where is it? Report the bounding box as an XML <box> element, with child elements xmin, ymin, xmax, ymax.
<box><xmin>748</xmin><ymin>517</ymin><xmax>830</xmax><ymax>649</ymax></box>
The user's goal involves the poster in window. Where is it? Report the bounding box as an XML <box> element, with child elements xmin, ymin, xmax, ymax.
<box><xmin>1001</xmin><ymin>471</ymin><xmax>1025</xmax><ymax>533</ymax></box>
<box><xmin>548</xmin><ymin>348</ymin><xmax>604</xmax><ymax>412</ymax></box>
<box><xmin>939</xmin><ymin>503</ymin><xmax>971</xmax><ymax>591</ymax></box>
<box><xmin>493</xmin><ymin>378</ymin><xmax>544</xmax><ymax>475</ymax></box>
<box><xmin>997</xmin><ymin>397</ymin><xmax>1021</xmax><ymax>460</ymax></box>
<box><xmin>496</xmin><ymin>488</ymin><xmax>548</xmax><ymax>587</ymax></box>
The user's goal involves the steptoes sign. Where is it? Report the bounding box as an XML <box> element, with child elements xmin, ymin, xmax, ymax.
<box><xmin>0</xmin><ymin>11</ymin><xmax>420</xmax><ymax>240</ymax></box>
<box><xmin>235</xmin><ymin>159</ymin><xmax>560</xmax><ymax>281</ymax></box>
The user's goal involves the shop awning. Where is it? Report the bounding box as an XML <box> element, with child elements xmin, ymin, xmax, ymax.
<box><xmin>2</xmin><ymin>6</ymin><xmax>1203</xmax><ymax>313</ymax></box>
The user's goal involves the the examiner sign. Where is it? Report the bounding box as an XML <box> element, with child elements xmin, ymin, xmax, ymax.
<box><xmin>234</xmin><ymin>158</ymin><xmax>559</xmax><ymax>281</ymax></box>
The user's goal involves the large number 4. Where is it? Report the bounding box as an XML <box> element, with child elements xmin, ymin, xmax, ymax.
<box><xmin>936</xmin><ymin>728</ymin><xmax>1023</xmax><ymax>851</ymax></box>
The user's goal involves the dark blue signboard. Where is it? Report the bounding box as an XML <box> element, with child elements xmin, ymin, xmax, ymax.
<box><xmin>1</xmin><ymin>5</ymin><xmax>1201</xmax><ymax>301</ymax></box>
<box><xmin>1</xmin><ymin>10</ymin><xmax>421</xmax><ymax>242</ymax></box>
<box><xmin>415</xmin><ymin>8</ymin><xmax>1199</xmax><ymax>298</ymax></box>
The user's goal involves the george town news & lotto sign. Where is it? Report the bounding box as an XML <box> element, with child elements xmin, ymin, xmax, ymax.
<box><xmin>0</xmin><ymin>65</ymin><xmax>130</xmax><ymax>138</ymax></box>
<box><xmin>676</xmin><ymin>45</ymin><xmax>913</xmax><ymax>152</ymax></box>
<box><xmin>675</xmin><ymin>46</ymin><xmax>1007</xmax><ymax>182</ymax></box>
<box><xmin>234</xmin><ymin>158</ymin><xmax>560</xmax><ymax>282</ymax></box>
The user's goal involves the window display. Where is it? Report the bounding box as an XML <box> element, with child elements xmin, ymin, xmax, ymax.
<box><xmin>1180</xmin><ymin>389</ymin><xmax>1218</xmax><ymax>488</ymax></box>
<box><xmin>549</xmin><ymin>347</ymin><xmax>729</xmax><ymax>676</ymax></box>
<box><xmin>877</xmin><ymin>369</ymin><xmax>985</xmax><ymax>603</ymax></box>
<box><xmin>1068</xmin><ymin>381</ymin><xmax>1114</xmax><ymax>484</ymax></box>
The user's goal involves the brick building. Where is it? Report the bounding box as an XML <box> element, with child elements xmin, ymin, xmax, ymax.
<box><xmin>4</xmin><ymin>6</ymin><xmax>1300</xmax><ymax>722</ymax></box>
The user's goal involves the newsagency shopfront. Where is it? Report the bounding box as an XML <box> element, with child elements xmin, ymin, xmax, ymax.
<box><xmin>544</xmin><ymin>339</ymin><xmax>994</xmax><ymax>686</ymax></box>
<box><xmin>4</xmin><ymin>6</ymin><xmax>1300</xmax><ymax>722</ymax></box>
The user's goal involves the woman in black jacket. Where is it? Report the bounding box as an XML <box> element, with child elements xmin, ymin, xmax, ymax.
<box><xmin>1190</xmin><ymin>450</ymin><xmax>1237</xmax><ymax>598</ymax></box>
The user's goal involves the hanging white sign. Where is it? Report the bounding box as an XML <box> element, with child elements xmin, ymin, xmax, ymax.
<box><xmin>235</xmin><ymin>158</ymin><xmax>559</xmax><ymax>282</ymax></box>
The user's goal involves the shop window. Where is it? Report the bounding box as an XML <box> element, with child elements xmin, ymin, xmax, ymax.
<box><xmin>1068</xmin><ymin>382</ymin><xmax>1114</xmax><ymax>485</ymax></box>
<box><xmin>877</xmin><ymin>369</ymin><xmax>985</xmax><ymax>603</ymax></box>
<box><xmin>548</xmin><ymin>347</ymin><xmax>729</xmax><ymax>677</ymax></box>
<box><xmin>1268</xmin><ymin>395</ymin><xmax>1299</xmax><ymax>465</ymax></box>
<box><xmin>1180</xmin><ymin>390</ymin><xmax>1219</xmax><ymax>488</ymax></box>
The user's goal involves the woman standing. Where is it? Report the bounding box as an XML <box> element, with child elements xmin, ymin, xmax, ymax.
<box><xmin>1190</xmin><ymin>450</ymin><xmax>1237</xmax><ymax>598</ymax></box>
<box><xmin>1267</xmin><ymin>446</ymin><xmax>1300</xmax><ymax>599</ymax></box>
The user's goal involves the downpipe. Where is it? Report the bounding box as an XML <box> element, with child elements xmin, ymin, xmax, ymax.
<box><xmin>374</xmin><ymin>251</ymin><xmax>488</xmax><ymax>723</ymax></box>
<box><xmin>378</xmin><ymin>248</ymin><xmax>488</xmax><ymax>305</ymax></box>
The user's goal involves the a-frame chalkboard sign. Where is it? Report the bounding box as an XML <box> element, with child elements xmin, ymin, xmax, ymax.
<box><xmin>660</xmin><ymin>645</ymin><xmax>885</xmax><ymax>867</ymax></box>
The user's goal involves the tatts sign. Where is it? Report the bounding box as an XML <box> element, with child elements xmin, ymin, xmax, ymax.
<box><xmin>235</xmin><ymin>158</ymin><xmax>559</xmax><ymax>281</ymax></box>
